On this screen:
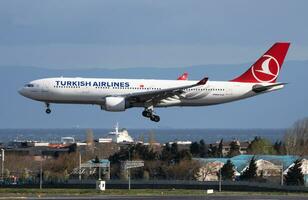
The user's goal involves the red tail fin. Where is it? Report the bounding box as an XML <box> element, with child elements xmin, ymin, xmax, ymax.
<box><xmin>177</xmin><ymin>72</ymin><xmax>188</xmax><ymax>80</ymax></box>
<box><xmin>231</xmin><ymin>42</ymin><xmax>290</xmax><ymax>83</ymax></box>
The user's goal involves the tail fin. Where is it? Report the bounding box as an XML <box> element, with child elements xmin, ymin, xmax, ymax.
<box><xmin>177</xmin><ymin>72</ymin><xmax>188</xmax><ymax>80</ymax></box>
<box><xmin>231</xmin><ymin>42</ymin><xmax>290</xmax><ymax>83</ymax></box>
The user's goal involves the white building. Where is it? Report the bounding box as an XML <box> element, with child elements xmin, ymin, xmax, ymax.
<box><xmin>61</xmin><ymin>137</ymin><xmax>75</xmax><ymax>144</ymax></box>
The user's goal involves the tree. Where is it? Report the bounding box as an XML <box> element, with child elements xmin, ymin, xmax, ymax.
<box><xmin>148</xmin><ymin>131</ymin><xmax>156</xmax><ymax>146</ymax></box>
<box><xmin>284</xmin><ymin>118</ymin><xmax>308</xmax><ymax>155</ymax></box>
<box><xmin>132</xmin><ymin>143</ymin><xmax>157</xmax><ymax>160</ymax></box>
<box><xmin>221</xmin><ymin>160</ymin><xmax>235</xmax><ymax>181</ymax></box>
<box><xmin>167</xmin><ymin>160</ymin><xmax>200</xmax><ymax>180</ymax></box>
<box><xmin>207</xmin><ymin>144</ymin><xmax>217</xmax><ymax>157</ymax></box>
<box><xmin>240</xmin><ymin>156</ymin><xmax>258</xmax><ymax>181</ymax></box>
<box><xmin>190</xmin><ymin>142</ymin><xmax>200</xmax><ymax>156</ymax></box>
<box><xmin>217</xmin><ymin>139</ymin><xmax>224</xmax><ymax>158</ymax></box>
<box><xmin>247</xmin><ymin>137</ymin><xmax>276</xmax><ymax>155</ymax></box>
<box><xmin>175</xmin><ymin>149</ymin><xmax>192</xmax><ymax>163</ymax></box>
<box><xmin>86</xmin><ymin>129</ymin><xmax>94</xmax><ymax>153</ymax></box>
<box><xmin>109</xmin><ymin>148</ymin><xmax>129</xmax><ymax>164</ymax></box>
<box><xmin>285</xmin><ymin>159</ymin><xmax>304</xmax><ymax>186</ymax></box>
<box><xmin>273</xmin><ymin>141</ymin><xmax>286</xmax><ymax>155</ymax></box>
<box><xmin>228</xmin><ymin>140</ymin><xmax>241</xmax><ymax>157</ymax></box>
<box><xmin>93</xmin><ymin>155</ymin><xmax>100</xmax><ymax>163</ymax></box>
<box><xmin>171</xmin><ymin>143</ymin><xmax>178</xmax><ymax>155</ymax></box>
<box><xmin>208</xmin><ymin>139</ymin><xmax>224</xmax><ymax>158</ymax></box>
<box><xmin>199</xmin><ymin>140</ymin><xmax>208</xmax><ymax>158</ymax></box>
<box><xmin>63</xmin><ymin>169</ymin><xmax>70</xmax><ymax>182</ymax></box>
<box><xmin>20</xmin><ymin>168</ymin><xmax>30</xmax><ymax>182</ymax></box>
<box><xmin>161</xmin><ymin>142</ymin><xmax>191</xmax><ymax>164</ymax></box>
<box><xmin>161</xmin><ymin>143</ymin><xmax>173</xmax><ymax>162</ymax></box>
<box><xmin>43</xmin><ymin>170</ymin><xmax>51</xmax><ymax>182</ymax></box>
<box><xmin>195</xmin><ymin>164</ymin><xmax>215</xmax><ymax>181</ymax></box>
<box><xmin>4</xmin><ymin>169</ymin><xmax>10</xmax><ymax>180</ymax></box>
<box><xmin>143</xmin><ymin>170</ymin><xmax>150</xmax><ymax>180</ymax></box>
<box><xmin>93</xmin><ymin>155</ymin><xmax>101</xmax><ymax>180</ymax></box>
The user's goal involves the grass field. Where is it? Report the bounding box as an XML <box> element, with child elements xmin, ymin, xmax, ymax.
<box><xmin>0</xmin><ymin>188</ymin><xmax>307</xmax><ymax>197</ymax></box>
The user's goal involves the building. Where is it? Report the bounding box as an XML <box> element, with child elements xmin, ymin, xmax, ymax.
<box><xmin>168</xmin><ymin>141</ymin><xmax>192</xmax><ymax>151</ymax></box>
<box><xmin>194</xmin><ymin>157</ymin><xmax>246</xmax><ymax>181</ymax></box>
<box><xmin>61</xmin><ymin>137</ymin><xmax>75</xmax><ymax>144</ymax></box>
<box><xmin>210</xmin><ymin>140</ymin><xmax>250</xmax><ymax>157</ymax></box>
<box><xmin>4</xmin><ymin>146</ymin><xmax>71</xmax><ymax>160</ymax></box>
<box><xmin>194</xmin><ymin>155</ymin><xmax>300</xmax><ymax>183</ymax></box>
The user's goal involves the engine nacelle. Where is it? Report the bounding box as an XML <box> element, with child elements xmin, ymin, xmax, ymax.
<box><xmin>104</xmin><ymin>97</ymin><xmax>126</xmax><ymax>112</ymax></box>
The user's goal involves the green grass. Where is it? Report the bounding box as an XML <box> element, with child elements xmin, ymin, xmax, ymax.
<box><xmin>0</xmin><ymin>188</ymin><xmax>307</xmax><ymax>197</ymax></box>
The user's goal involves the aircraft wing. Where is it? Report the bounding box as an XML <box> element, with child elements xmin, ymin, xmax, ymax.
<box><xmin>125</xmin><ymin>77</ymin><xmax>208</xmax><ymax>104</ymax></box>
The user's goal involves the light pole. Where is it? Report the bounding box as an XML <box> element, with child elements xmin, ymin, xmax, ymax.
<box><xmin>280</xmin><ymin>163</ymin><xmax>284</xmax><ymax>186</ymax></box>
<box><xmin>40</xmin><ymin>159</ymin><xmax>43</xmax><ymax>189</ymax></box>
<box><xmin>1</xmin><ymin>149</ymin><xmax>4</xmax><ymax>181</ymax></box>
<box><xmin>218</xmin><ymin>168</ymin><xmax>222</xmax><ymax>192</ymax></box>
<box><xmin>79</xmin><ymin>152</ymin><xmax>81</xmax><ymax>181</ymax></box>
<box><xmin>128</xmin><ymin>150</ymin><xmax>131</xmax><ymax>190</ymax></box>
<box><xmin>98</xmin><ymin>163</ymin><xmax>102</xmax><ymax>181</ymax></box>
<box><xmin>107</xmin><ymin>161</ymin><xmax>110</xmax><ymax>180</ymax></box>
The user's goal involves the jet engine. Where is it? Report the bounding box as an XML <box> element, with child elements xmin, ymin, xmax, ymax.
<box><xmin>104</xmin><ymin>97</ymin><xmax>126</xmax><ymax>111</ymax></box>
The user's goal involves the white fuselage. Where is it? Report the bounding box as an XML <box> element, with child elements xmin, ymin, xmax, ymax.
<box><xmin>19</xmin><ymin>77</ymin><xmax>283</xmax><ymax>109</ymax></box>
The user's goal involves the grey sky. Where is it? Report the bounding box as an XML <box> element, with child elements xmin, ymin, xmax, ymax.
<box><xmin>0</xmin><ymin>0</ymin><xmax>307</xmax><ymax>69</ymax></box>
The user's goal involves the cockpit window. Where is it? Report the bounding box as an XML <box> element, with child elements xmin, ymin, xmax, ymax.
<box><xmin>24</xmin><ymin>84</ymin><xmax>34</xmax><ymax>87</ymax></box>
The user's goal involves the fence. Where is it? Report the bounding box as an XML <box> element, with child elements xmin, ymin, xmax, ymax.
<box><xmin>1</xmin><ymin>179</ymin><xmax>308</xmax><ymax>192</ymax></box>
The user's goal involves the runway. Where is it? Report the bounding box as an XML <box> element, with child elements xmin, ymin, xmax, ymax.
<box><xmin>6</xmin><ymin>195</ymin><xmax>307</xmax><ymax>200</ymax></box>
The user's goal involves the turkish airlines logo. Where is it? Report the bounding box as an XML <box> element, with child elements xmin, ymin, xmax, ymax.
<box><xmin>251</xmin><ymin>55</ymin><xmax>280</xmax><ymax>83</ymax></box>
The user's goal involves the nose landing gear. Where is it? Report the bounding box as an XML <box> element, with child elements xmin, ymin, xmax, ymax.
<box><xmin>142</xmin><ymin>108</ymin><xmax>160</xmax><ymax>122</ymax></box>
<box><xmin>45</xmin><ymin>103</ymin><xmax>51</xmax><ymax>114</ymax></box>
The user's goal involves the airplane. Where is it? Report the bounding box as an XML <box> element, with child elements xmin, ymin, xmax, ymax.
<box><xmin>19</xmin><ymin>42</ymin><xmax>290</xmax><ymax>122</ymax></box>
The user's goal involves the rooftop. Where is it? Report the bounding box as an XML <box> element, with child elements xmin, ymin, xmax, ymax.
<box><xmin>194</xmin><ymin>154</ymin><xmax>301</xmax><ymax>171</ymax></box>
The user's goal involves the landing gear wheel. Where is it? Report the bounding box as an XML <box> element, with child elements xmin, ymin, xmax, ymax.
<box><xmin>46</xmin><ymin>108</ymin><xmax>51</xmax><ymax>114</ymax></box>
<box><xmin>142</xmin><ymin>106</ymin><xmax>160</xmax><ymax>122</ymax></box>
<box><xmin>142</xmin><ymin>110</ymin><xmax>151</xmax><ymax>118</ymax></box>
<box><xmin>150</xmin><ymin>115</ymin><xmax>160</xmax><ymax>122</ymax></box>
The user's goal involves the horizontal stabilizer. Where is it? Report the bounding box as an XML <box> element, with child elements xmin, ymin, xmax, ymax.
<box><xmin>252</xmin><ymin>83</ymin><xmax>287</xmax><ymax>93</ymax></box>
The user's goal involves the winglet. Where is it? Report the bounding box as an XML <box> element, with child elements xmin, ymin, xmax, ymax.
<box><xmin>197</xmin><ymin>77</ymin><xmax>209</xmax><ymax>85</ymax></box>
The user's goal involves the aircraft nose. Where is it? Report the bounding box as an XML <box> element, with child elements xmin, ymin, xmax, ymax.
<box><xmin>18</xmin><ymin>88</ymin><xmax>26</xmax><ymax>96</ymax></box>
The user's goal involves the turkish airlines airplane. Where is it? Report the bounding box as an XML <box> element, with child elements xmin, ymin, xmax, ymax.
<box><xmin>19</xmin><ymin>42</ymin><xmax>290</xmax><ymax>122</ymax></box>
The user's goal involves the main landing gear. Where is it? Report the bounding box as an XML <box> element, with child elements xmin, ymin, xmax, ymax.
<box><xmin>45</xmin><ymin>103</ymin><xmax>51</xmax><ymax>114</ymax></box>
<box><xmin>142</xmin><ymin>108</ymin><xmax>160</xmax><ymax>122</ymax></box>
